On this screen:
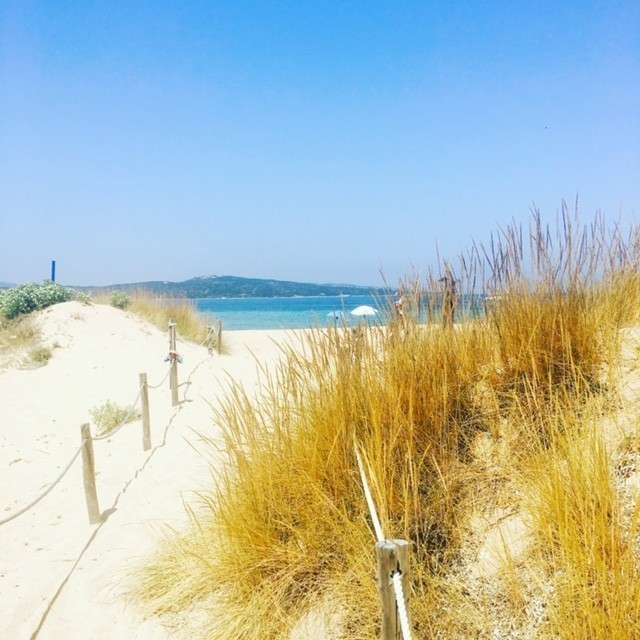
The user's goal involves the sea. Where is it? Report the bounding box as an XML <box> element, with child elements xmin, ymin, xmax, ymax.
<box><xmin>194</xmin><ymin>294</ymin><xmax>485</xmax><ymax>331</ymax></box>
<box><xmin>194</xmin><ymin>295</ymin><xmax>390</xmax><ymax>331</ymax></box>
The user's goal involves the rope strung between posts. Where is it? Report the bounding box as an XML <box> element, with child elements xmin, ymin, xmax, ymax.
<box><xmin>94</xmin><ymin>353</ymin><xmax>180</xmax><ymax>442</ymax></box>
<box><xmin>146</xmin><ymin>358</ymin><xmax>175</xmax><ymax>389</ymax></box>
<box><xmin>0</xmin><ymin>445</ymin><xmax>82</xmax><ymax>526</ymax></box>
<box><xmin>355</xmin><ymin>443</ymin><xmax>413</xmax><ymax>640</ymax></box>
<box><xmin>94</xmin><ymin>348</ymin><xmax>185</xmax><ymax>442</ymax></box>
<box><xmin>27</xmin><ymin>348</ymin><xmax>210</xmax><ymax>639</ymax></box>
<box><xmin>199</xmin><ymin>325</ymin><xmax>215</xmax><ymax>348</ymax></box>
<box><xmin>354</xmin><ymin>445</ymin><xmax>385</xmax><ymax>543</ymax></box>
<box><xmin>392</xmin><ymin>572</ymin><xmax>413</xmax><ymax>640</ymax></box>
<box><xmin>0</xmin><ymin>352</ymin><xmax>179</xmax><ymax>526</ymax></box>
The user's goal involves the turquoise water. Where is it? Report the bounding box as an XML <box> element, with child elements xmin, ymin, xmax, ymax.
<box><xmin>195</xmin><ymin>294</ymin><xmax>485</xmax><ymax>331</ymax></box>
<box><xmin>194</xmin><ymin>295</ymin><xmax>388</xmax><ymax>331</ymax></box>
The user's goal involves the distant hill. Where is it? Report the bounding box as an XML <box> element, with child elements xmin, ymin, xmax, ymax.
<box><xmin>0</xmin><ymin>282</ymin><xmax>16</xmax><ymax>290</ymax></box>
<box><xmin>79</xmin><ymin>275</ymin><xmax>377</xmax><ymax>299</ymax></box>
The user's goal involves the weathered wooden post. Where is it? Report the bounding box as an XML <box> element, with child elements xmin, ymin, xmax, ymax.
<box><xmin>80</xmin><ymin>423</ymin><xmax>100</xmax><ymax>524</ymax></box>
<box><xmin>139</xmin><ymin>372</ymin><xmax>151</xmax><ymax>450</ymax></box>
<box><xmin>206</xmin><ymin>320</ymin><xmax>223</xmax><ymax>355</ymax></box>
<box><xmin>376</xmin><ymin>539</ymin><xmax>411</xmax><ymax>640</ymax></box>
<box><xmin>206</xmin><ymin>325</ymin><xmax>213</xmax><ymax>355</ymax></box>
<box><xmin>169</xmin><ymin>321</ymin><xmax>179</xmax><ymax>406</ymax></box>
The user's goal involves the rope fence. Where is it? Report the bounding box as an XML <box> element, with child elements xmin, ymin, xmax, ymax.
<box><xmin>2</xmin><ymin>316</ymin><xmax>411</xmax><ymax>637</ymax></box>
<box><xmin>146</xmin><ymin>358</ymin><xmax>174</xmax><ymax>389</ymax></box>
<box><xmin>356</xmin><ymin>444</ymin><xmax>413</xmax><ymax>640</ymax></box>
<box><xmin>0</xmin><ymin>319</ymin><xmax>206</xmax><ymax>527</ymax></box>
<box><xmin>0</xmin><ymin>447</ymin><xmax>82</xmax><ymax>526</ymax></box>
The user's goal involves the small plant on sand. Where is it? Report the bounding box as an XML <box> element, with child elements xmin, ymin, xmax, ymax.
<box><xmin>109</xmin><ymin>290</ymin><xmax>133</xmax><ymax>310</ymax></box>
<box><xmin>29</xmin><ymin>347</ymin><xmax>52</xmax><ymax>366</ymax></box>
<box><xmin>90</xmin><ymin>400</ymin><xmax>140</xmax><ymax>436</ymax></box>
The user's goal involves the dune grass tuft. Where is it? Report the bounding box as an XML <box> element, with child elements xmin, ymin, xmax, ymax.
<box><xmin>94</xmin><ymin>290</ymin><xmax>211</xmax><ymax>345</ymax></box>
<box><xmin>134</xmin><ymin>208</ymin><xmax>640</xmax><ymax>638</ymax></box>
<box><xmin>516</xmin><ymin>397</ymin><xmax>640</xmax><ymax>640</ymax></box>
<box><xmin>0</xmin><ymin>315</ymin><xmax>47</xmax><ymax>369</ymax></box>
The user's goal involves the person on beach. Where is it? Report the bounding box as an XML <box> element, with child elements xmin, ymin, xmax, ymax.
<box><xmin>393</xmin><ymin>291</ymin><xmax>404</xmax><ymax>316</ymax></box>
<box><xmin>440</xmin><ymin>271</ymin><xmax>457</xmax><ymax>328</ymax></box>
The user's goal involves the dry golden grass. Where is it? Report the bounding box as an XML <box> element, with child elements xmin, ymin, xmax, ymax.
<box><xmin>129</xmin><ymin>295</ymin><xmax>209</xmax><ymax>344</ymax></box>
<box><xmin>0</xmin><ymin>315</ymin><xmax>46</xmax><ymax>369</ymax></box>
<box><xmin>0</xmin><ymin>314</ymin><xmax>40</xmax><ymax>352</ymax></box>
<box><xmin>95</xmin><ymin>290</ymin><xmax>211</xmax><ymax>345</ymax></box>
<box><xmin>134</xmin><ymin>208</ymin><xmax>640</xmax><ymax>638</ymax></box>
<box><xmin>521</xmin><ymin>412</ymin><xmax>640</xmax><ymax>640</ymax></box>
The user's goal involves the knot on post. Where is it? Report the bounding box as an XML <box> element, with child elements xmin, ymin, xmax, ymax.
<box><xmin>164</xmin><ymin>350</ymin><xmax>183</xmax><ymax>363</ymax></box>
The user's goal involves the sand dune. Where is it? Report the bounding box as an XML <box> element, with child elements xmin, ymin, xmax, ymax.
<box><xmin>0</xmin><ymin>301</ymin><xmax>297</xmax><ymax>639</ymax></box>
<box><xmin>7</xmin><ymin>303</ymin><xmax>640</xmax><ymax>639</ymax></box>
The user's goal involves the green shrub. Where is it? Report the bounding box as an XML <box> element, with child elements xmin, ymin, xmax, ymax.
<box><xmin>74</xmin><ymin>291</ymin><xmax>93</xmax><ymax>305</ymax></box>
<box><xmin>109</xmin><ymin>290</ymin><xmax>133</xmax><ymax>310</ymax></box>
<box><xmin>0</xmin><ymin>282</ymin><xmax>76</xmax><ymax>320</ymax></box>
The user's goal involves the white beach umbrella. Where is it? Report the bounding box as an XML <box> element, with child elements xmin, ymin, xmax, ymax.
<box><xmin>350</xmin><ymin>305</ymin><xmax>378</xmax><ymax>317</ymax></box>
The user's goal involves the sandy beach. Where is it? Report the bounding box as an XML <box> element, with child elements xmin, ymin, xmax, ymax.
<box><xmin>4</xmin><ymin>298</ymin><xmax>640</xmax><ymax>640</ymax></box>
<box><xmin>0</xmin><ymin>301</ymin><xmax>298</xmax><ymax>639</ymax></box>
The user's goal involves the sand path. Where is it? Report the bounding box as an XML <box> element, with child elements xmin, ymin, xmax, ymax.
<box><xmin>0</xmin><ymin>302</ymin><xmax>295</xmax><ymax>639</ymax></box>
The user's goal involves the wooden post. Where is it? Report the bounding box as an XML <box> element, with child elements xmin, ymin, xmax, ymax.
<box><xmin>377</xmin><ymin>541</ymin><xmax>398</xmax><ymax>639</ymax></box>
<box><xmin>206</xmin><ymin>321</ymin><xmax>222</xmax><ymax>355</ymax></box>
<box><xmin>206</xmin><ymin>325</ymin><xmax>213</xmax><ymax>355</ymax></box>
<box><xmin>376</xmin><ymin>539</ymin><xmax>411</xmax><ymax>640</ymax></box>
<box><xmin>80</xmin><ymin>423</ymin><xmax>100</xmax><ymax>524</ymax></box>
<box><xmin>169</xmin><ymin>321</ymin><xmax>179</xmax><ymax>406</ymax></box>
<box><xmin>140</xmin><ymin>372</ymin><xmax>151</xmax><ymax>450</ymax></box>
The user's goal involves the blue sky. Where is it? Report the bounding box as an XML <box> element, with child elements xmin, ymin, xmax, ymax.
<box><xmin>1</xmin><ymin>1</ymin><xmax>638</xmax><ymax>287</ymax></box>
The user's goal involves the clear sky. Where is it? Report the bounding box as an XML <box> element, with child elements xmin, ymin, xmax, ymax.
<box><xmin>1</xmin><ymin>1</ymin><xmax>639</xmax><ymax>287</ymax></box>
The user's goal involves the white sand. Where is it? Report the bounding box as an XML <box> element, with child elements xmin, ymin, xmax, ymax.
<box><xmin>0</xmin><ymin>301</ymin><xmax>299</xmax><ymax>639</ymax></box>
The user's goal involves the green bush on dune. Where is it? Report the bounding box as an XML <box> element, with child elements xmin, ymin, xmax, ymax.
<box><xmin>0</xmin><ymin>282</ymin><xmax>79</xmax><ymax>320</ymax></box>
<box><xmin>109</xmin><ymin>290</ymin><xmax>133</xmax><ymax>310</ymax></box>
